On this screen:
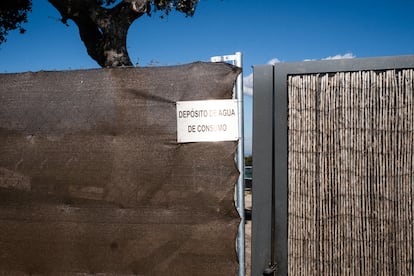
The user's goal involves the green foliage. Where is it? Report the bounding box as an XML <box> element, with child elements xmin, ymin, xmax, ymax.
<box><xmin>0</xmin><ymin>0</ymin><xmax>32</xmax><ymax>44</ymax></box>
<box><xmin>75</xmin><ymin>0</ymin><xmax>198</xmax><ymax>16</ymax></box>
<box><xmin>151</xmin><ymin>0</ymin><xmax>198</xmax><ymax>16</ymax></box>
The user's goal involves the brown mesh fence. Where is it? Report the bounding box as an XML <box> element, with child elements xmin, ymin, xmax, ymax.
<box><xmin>0</xmin><ymin>62</ymin><xmax>241</xmax><ymax>275</ymax></box>
<box><xmin>288</xmin><ymin>69</ymin><xmax>414</xmax><ymax>275</ymax></box>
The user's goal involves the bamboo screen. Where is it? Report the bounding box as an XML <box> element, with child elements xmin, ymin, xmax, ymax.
<box><xmin>288</xmin><ymin>69</ymin><xmax>414</xmax><ymax>275</ymax></box>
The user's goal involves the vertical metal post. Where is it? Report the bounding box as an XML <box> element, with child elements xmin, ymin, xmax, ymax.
<box><xmin>211</xmin><ymin>52</ymin><xmax>245</xmax><ymax>276</ymax></box>
<box><xmin>235</xmin><ymin>52</ymin><xmax>245</xmax><ymax>276</ymax></box>
<box><xmin>251</xmin><ymin>65</ymin><xmax>275</xmax><ymax>275</ymax></box>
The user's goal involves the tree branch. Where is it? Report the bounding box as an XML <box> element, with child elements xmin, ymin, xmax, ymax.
<box><xmin>112</xmin><ymin>0</ymin><xmax>149</xmax><ymax>23</ymax></box>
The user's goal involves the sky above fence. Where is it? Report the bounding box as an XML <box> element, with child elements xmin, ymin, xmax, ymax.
<box><xmin>1</xmin><ymin>0</ymin><xmax>414</xmax><ymax>154</ymax></box>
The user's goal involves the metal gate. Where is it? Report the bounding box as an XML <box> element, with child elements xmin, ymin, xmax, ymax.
<box><xmin>252</xmin><ymin>55</ymin><xmax>414</xmax><ymax>275</ymax></box>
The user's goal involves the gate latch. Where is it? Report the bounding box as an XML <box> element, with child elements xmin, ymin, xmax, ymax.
<box><xmin>263</xmin><ymin>264</ymin><xmax>277</xmax><ymax>275</ymax></box>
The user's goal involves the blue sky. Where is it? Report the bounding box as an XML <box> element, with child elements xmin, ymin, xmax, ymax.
<box><xmin>1</xmin><ymin>0</ymin><xmax>414</xmax><ymax>154</ymax></box>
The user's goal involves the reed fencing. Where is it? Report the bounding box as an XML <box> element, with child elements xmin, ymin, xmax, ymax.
<box><xmin>288</xmin><ymin>69</ymin><xmax>414</xmax><ymax>275</ymax></box>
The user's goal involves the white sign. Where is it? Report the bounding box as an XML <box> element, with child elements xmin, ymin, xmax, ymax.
<box><xmin>176</xmin><ymin>99</ymin><xmax>239</xmax><ymax>143</ymax></box>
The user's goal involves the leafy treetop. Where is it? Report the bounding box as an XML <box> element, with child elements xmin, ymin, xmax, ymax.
<box><xmin>0</xmin><ymin>0</ymin><xmax>32</xmax><ymax>44</ymax></box>
<box><xmin>0</xmin><ymin>0</ymin><xmax>199</xmax><ymax>67</ymax></box>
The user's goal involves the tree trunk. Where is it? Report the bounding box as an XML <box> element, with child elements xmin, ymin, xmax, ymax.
<box><xmin>48</xmin><ymin>0</ymin><xmax>149</xmax><ymax>67</ymax></box>
<box><xmin>101</xmin><ymin>19</ymin><xmax>132</xmax><ymax>67</ymax></box>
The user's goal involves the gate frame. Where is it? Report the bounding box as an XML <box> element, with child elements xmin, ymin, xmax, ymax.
<box><xmin>251</xmin><ymin>55</ymin><xmax>414</xmax><ymax>275</ymax></box>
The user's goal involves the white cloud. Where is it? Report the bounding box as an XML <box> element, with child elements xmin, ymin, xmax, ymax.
<box><xmin>322</xmin><ymin>53</ymin><xmax>355</xmax><ymax>60</ymax></box>
<box><xmin>243</xmin><ymin>58</ymin><xmax>280</xmax><ymax>96</ymax></box>
<box><xmin>243</xmin><ymin>73</ymin><xmax>253</xmax><ymax>96</ymax></box>
<box><xmin>267</xmin><ymin>58</ymin><xmax>281</xmax><ymax>65</ymax></box>
<box><xmin>304</xmin><ymin>53</ymin><xmax>356</xmax><ymax>62</ymax></box>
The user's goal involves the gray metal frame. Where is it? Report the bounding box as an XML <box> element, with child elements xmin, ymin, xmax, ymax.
<box><xmin>252</xmin><ymin>65</ymin><xmax>275</xmax><ymax>275</ymax></box>
<box><xmin>251</xmin><ymin>55</ymin><xmax>414</xmax><ymax>275</ymax></box>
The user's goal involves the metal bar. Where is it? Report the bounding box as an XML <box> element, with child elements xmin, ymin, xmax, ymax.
<box><xmin>210</xmin><ymin>52</ymin><xmax>245</xmax><ymax>276</ymax></box>
<box><xmin>251</xmin><ymin>65</ymin><xmax>275</xmax><ymax>275</ymax></box>
<box><xmin>234</xmin><ymin>52</ymin><xmax>245</xmax><ymax>276</ymax></box>
<box><xmin>273</xmin><ymin>63</ymin><xmax>288</xmax><ymax>276</ymax></box>
<box><xmin>272</xmin><ymin>54</ymin><xmax>414</xmax><ymax>76</ymax></box>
